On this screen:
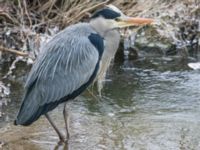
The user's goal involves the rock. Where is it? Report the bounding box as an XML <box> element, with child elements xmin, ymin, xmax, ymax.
<box><xmin>134</xmin><ymin>26</ymin><xmax>174</xmax><ymax>56</ymax></box>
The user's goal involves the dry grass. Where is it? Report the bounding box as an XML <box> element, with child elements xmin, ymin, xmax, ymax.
<box><xmin>0</xmin><ymin>0</ymin><xmax>199</xmax><ymax>59</ymax></box>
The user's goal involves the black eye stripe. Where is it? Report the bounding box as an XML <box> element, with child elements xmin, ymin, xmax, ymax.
<box><xmin>91</xmin><ymin>8</ymin><xmax>121</xmax><ymax>19</ymax></box>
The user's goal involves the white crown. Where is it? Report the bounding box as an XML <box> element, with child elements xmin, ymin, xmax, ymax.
<box><xmin>107</xmin><ymin>4</ymin><xmax>123</xmax><ymax>14</ymax></box>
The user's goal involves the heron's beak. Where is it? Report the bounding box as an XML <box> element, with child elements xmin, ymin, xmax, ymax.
<box><xmin>116</xmin><ymin>17</ymin><xmax>154</xmax><ymax>28</ymax></box>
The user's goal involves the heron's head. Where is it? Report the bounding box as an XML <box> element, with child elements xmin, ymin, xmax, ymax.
<box><xmin>90</xmin><ymin>5</ymin><xmax>153</xmax><ymax>33</ymax></box>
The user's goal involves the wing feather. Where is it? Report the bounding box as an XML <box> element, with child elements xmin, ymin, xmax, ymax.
<box><xmin>15</xmin><ymin>26</ymin><xmax>103</xmax><ymax>125</ymax></box>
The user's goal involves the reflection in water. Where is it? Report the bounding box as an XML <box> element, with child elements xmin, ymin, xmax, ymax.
<box><xmin>0</xmin><ymin>56</ymin><xmax>200</xmax><ymax>150</ymax></box>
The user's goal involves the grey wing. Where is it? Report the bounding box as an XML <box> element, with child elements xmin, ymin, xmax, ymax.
<box><xmin>15</xmin><ymin>34</ymin><xmax>101</xmax><ymax>125</ymax></box>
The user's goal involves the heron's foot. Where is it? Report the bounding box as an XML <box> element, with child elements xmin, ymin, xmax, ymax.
<box><xmin>59</xmin><ymin>138</ymin><xmax>69</xmax><ymax>145</ymax></box>
<box><xmin>57</xmin><ymin>138</ymin><xmax>68</xmax><ymax>146</ymax></box>
<box><xmin>57</xmin><ymin>139</ymin><xmax>64</xmax><ymax>145</ymax></box>
<box><xmin>58</xmin><ymin>132</ymin><xmax>69</xmax><ymax>144</ymax></box>
<box><xmin>58</xmin><ymin>134</ymin><xmax>66</xmax><ymax>143</ymax></box>
<box><xmin>55</xmin><ymin>139</ymin><xmax>69</xmax><ymax>150</ymax></box>
<box><xmin>45</xmin><ymin>113</ymin><xmax>66</xmax><ymax>144</ymax></box>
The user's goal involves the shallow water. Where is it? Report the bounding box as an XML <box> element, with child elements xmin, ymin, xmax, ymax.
<box><xmin>0</xmin><ymin>56</ymin><xmax>200</xmax><ymax>150</ymax></box>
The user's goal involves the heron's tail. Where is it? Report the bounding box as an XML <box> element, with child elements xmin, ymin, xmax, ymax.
<box><xmin>14</xmin><ymin>87</ymin><xmax>41</xmax><ymax>126</ymax></box>
<box><xmin>14</xmin><ymin>85</ymin><xmax>62</xmax><ymax>126</ymax></box>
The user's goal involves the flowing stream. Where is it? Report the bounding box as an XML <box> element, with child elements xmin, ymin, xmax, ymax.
<box><xmin>0</xmin><ymin>55</ymin><xmax>200</xmax><ymax>150</ymax></box>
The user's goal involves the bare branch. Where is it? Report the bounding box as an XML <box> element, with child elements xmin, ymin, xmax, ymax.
<box><xmin>0</xmin><ymin>46</ymin><xmax>29</xmax><ymax>57</ymax></box>
<box><xmin>64</xmin><ymin>0</ymin><xmax>115</xmax><ymax>26</ymax></box>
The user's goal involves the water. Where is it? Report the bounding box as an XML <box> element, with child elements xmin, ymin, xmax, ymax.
<box><xmin>0</xmin><ymin>56</ymin><xmax>200</xmax><ymax>150</ymax></box>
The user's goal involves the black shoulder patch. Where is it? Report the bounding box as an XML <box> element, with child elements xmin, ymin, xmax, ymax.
<box><xmin>91</xmin><ymin>8</ymin><xmax>121</xmax><ymax>19</ymax></box>
<box><xmin>88</xmin><ymin>33</ymin><xmax>104</xmax><ymax>58</ymax></box>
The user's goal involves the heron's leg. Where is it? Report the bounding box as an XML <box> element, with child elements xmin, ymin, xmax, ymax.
<box><xmin>63</xmin><ymin>103</ymin><xmax>70</xmax><ymax>140</ymax></box>
<box><xmin>45</xmin><ymin>113</ymin><xmax>65</xmax><ymax>142</ymax></box>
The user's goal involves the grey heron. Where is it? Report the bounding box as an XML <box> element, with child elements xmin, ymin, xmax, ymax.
<box><xmin>14</xmin><ymin>5</ymin><xmax>153</xmax><ymax>142</ymax></box>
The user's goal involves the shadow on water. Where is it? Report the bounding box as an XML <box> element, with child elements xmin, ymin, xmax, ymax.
<box><xmin>1</xmin><ymin>54</ymin><xmax>200</xmax><ymax>150</ymax></box>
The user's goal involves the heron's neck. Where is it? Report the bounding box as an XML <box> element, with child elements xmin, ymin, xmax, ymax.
<box><xmin>89</xmin><ymin>17</ymin><xmax>120</xmax><ymax>94</ymax></box>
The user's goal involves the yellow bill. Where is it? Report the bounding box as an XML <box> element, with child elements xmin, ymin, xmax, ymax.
<box><xmin>117</xmin><ymin>17</ymin><xmax>154</xmax><ymax>28</ymax></box>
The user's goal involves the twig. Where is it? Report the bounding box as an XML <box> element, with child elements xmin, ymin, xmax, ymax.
<box><xmin>23</xmin><ymin>0</ymin><xmax>32</xmax><ymax>27</ymax></box>
<box><xmin>64</xmin><ymin>0</ymin><xmax>114</xmax><ymax>25</ymax></box>
<box><xmin>0</xmin><ymin>46</ymin><xmax>29</xmax><ymax>57</ymax></box>
<box><xmin>46</xmin><ymin>0</ymin><xmax>57</xmax><ymax>18</ymax></box>
<box><xmin>0</xmin><ymin>12</ymin><xmax>19</xmax><ymax>25</ymax></box>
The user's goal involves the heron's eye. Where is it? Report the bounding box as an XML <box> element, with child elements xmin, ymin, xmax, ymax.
<box><xmin>115</xmin><ymin>18</ymin><xmax>121</xmax><ymax>21</ymax></box>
